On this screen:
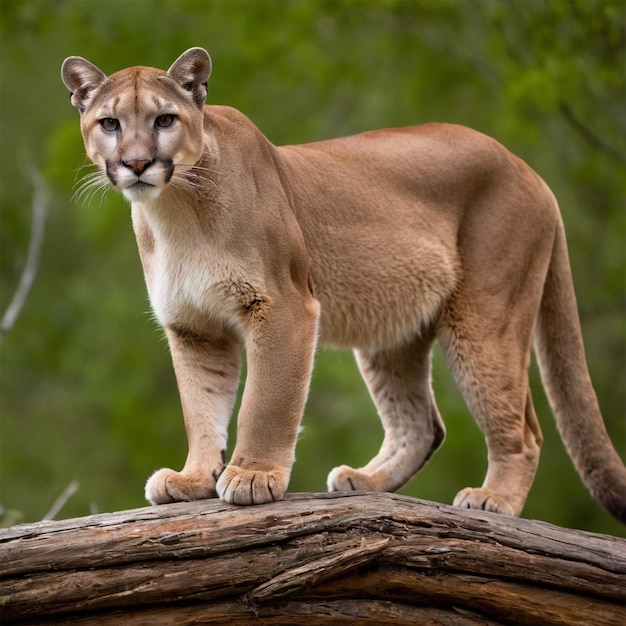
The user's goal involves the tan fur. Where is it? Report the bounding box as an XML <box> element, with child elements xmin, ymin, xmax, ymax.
<box><xmin>62</xmin><ymin>48</ymin><xmax>626</xmax><ymax>521</ymax></box>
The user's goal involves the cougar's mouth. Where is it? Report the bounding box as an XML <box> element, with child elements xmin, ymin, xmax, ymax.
<box><xmin>129</xmin><ymin>181</ymin><xmax>156</xmax><ymax>191</ymax></box>
<box><xmin>122</xmin><ymin>180</ymin><xmax>161</xmax><ymax>202</ymax></box>
<box><xmin>106</xmin><ymin>157</ymin><xmax>175</xmax><ymax>202</ymax></box>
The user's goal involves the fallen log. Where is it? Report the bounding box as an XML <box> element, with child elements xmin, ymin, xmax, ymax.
<box><xmin>1</xmin><ymin>492</ymin><xmax>624</xmax><ymax>625</ymax></box>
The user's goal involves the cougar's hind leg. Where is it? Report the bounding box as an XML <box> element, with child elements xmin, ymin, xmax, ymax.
<box><xmin>437</xmin><ymin>292</ymin><xmax>543</xmax><ymax>517</ymax></box>
<box><xmin>327</xmin><ymin>331</ymin><xmax>445</xmax><ymax>493</ymax></box>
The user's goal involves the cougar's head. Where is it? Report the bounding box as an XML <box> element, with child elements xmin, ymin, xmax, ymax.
<box><xmin>62</xmin><ymin>48</ymin><xmax>212</xmax><ymax>202</ymax></box>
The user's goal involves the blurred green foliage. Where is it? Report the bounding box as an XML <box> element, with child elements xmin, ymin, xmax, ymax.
<box><xmin>0</xmin><ymin>0</ymin><xmax>624</xmax><ymax>535</ymax></box>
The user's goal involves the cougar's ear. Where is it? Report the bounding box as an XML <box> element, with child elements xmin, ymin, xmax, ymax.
<box><xmin>166</xmin><ymin>48</ymin><xmax>212</xmax><ymax>108</ymax></box>
<box><xmin>61</xmin><ymin>56</ymin><xmax>107</xmax><ymax>114</ymax></box>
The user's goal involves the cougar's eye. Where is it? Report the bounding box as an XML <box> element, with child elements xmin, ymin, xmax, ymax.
<box><xmin>99</xmin><ymin>118</ymin><xmax>120</xmax><ymax>132</ymax></box>
<box><xmin>155</xmin><ymin>114</ymin><xmax>176</xmax><ymax>129</ymax></box>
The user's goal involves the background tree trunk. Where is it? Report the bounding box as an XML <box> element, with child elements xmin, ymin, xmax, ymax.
<box><xmin>1</xmin><ymin>492</ymin><xmax>624</xmax><ymax>625</ymax></box>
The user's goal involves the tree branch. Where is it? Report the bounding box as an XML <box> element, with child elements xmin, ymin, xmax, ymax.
<box><xmin>559</xmin><ymin>101</ymin><xmax>626</xmax><ymax>165</ymax></box>
<box><xmin>42</xmin><ymin>481</ymin><xmax>80</xmax><ymax>521</ymax></box>
<box><xmin>0</xmin><ymin>171</ymin><xmax>48</xmax><ymax>348</ymax></box>
<box><xmin>1</xmin><ymin>493</ymin><xmax>624</xmax><ymax>625</ymax></box>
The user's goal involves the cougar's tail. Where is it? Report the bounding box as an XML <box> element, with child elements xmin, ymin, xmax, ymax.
<box><xmin>535</xmin><ymin>217</ymin><xmax>626</xmax><ymax>523</ymax></box>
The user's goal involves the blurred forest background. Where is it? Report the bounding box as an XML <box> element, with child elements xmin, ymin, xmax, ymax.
<box><xmin>1</xmin><ymin>0</ymin><xmax>624</xmax><ymax>535</ymax></box>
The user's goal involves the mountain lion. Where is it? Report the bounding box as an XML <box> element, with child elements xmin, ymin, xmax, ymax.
<box><xmin>62</xmin><ymin>48</ymin><xmax>625</xmax><ymax>522</ymax></box>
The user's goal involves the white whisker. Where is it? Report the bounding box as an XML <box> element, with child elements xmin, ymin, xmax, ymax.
<box><xmin>72</xmin><ymin>169</ymin><xmax>113</xmax><ymax>206</ymax></box>
<box><xmin>72</xmin><ymin>160</ymin><xmax>220</xmax><ymax>205</ymax></box>
<box><xmin>173</xmin><ymin>165</ymin><xmax>219</xmax><ymax>191</ymax></box>
<box><xmin>173</xmin><ymin>163</ymin><xmax>222</xmax><ymax>176</ymax></box>
<box><xmin>169</xmin><ymin>176</ymin><xmax>207</xmax><ymax>194</ymax></box>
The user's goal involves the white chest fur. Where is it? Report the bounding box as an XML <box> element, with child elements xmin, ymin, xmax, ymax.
<box><xmin>131</xmin><ymin>202</ymin><xmax>245</xmax><ymax>334</ymax></box>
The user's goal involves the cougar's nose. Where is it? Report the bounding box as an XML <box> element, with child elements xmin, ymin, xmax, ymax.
<box><xmin>123</xmin><ymin>159</ymin><xmax>153</xmax><ymax>176</ymax></box>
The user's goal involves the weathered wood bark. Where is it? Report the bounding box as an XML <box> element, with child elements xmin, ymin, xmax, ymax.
<box><xmin>1</xmin><ymin>492</ymin><xmax>624</xmax><ymax>625</ymax></box>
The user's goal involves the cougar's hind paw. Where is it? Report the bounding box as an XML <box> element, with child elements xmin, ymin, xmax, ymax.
<box><xmin>216</xmin><ymin>465</ymin><xmax>289</xmax><ymax>505</ymax></box>
<box><xmin>145</xmin><ymin>468</ymin><xmax>218</xmax><ymax>505</ymax></box>
<box><xmin>453</xmin><ymin>487</ymin><xmax>517</xmax><ymax>516</ymax></box>
<box><xmin>327</xmin><ymin>465</ymin><xmax>377</xmax><ymax>492</ymax></box>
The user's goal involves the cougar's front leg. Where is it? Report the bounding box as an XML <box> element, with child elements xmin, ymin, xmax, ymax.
<box><xmin>145</xmin><ymin>325</ymin><xmax>241</xmax><ymax>504</ymax></box>
<box><xmin>216</xmin><ymin>295</ymin><xmax>320</xmax><ymax>505</ymax></box>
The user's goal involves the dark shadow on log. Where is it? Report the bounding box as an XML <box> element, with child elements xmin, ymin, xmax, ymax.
<box><xmin>1</xmin><ymin>492</ymin><xmax>624</xmax><ymax>625</ymax></box>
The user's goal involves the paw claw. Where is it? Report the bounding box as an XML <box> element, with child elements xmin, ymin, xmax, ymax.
<box><xmin>216</xmin><ymin>465</ymin><xmax>288</xmax><ymax>505</ymax></box>
<box><xmin>453</xmin><ymin>487</ymin><xmax>516</xmax><ymax>516</ymax></box>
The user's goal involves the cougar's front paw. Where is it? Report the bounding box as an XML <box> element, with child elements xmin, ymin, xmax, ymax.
<box><xmin>145</xmin><ymin>468</ymin><xmax>218</xmax><ymax>505</ymax></box>
<box><xmin>453</xmin><ymin>487</ymin><xmax>516</xmax><ymax>516</ymax></box>
<box><xmin>216</xmin><ymin>465</ymin><xmax>289</xmax><ymax>505</ymax></box>
<box><xmin>327</xmin><ymin>465</ymin><xmax>377</xmax><ymax>492</ymax></box>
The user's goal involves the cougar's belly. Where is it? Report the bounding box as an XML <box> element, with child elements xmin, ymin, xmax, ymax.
<box><xmin>311</xmin><ymin>236</ymin><xmax>458</xmax><ymax>350</ymax></box>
